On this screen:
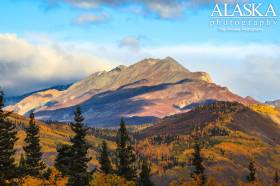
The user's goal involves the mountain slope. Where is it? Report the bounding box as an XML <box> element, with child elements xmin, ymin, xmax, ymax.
<box><xmin>5</xmin><ymin>111</ymin><xmax>111</xmax><ymax>167</ymax></box>
<box><xmin>6</xmin><ymin>89</ymin><xmax>63</xmax><ymax>115</ymax></box>
<box><xmin>135</xmin><ymin>101</ymin><xmax>280</xmax><ymax>185</ymax></box>
<box><xmin>139</xmin><ymin>101</ymin><xmax>280</xmax><ymax>144</ymax></box>
<box><xmin>5</xmin><ymin>84</ymin><xmax>72</xmax><ymax>106</ymax></box>
<box><xmin>35</xmin><ymin>79</ymin><xmax>256</xmax><ymax>126</ymax></box>
<box><xmin>7</xmin><ymin>57</ymin><xmax>257</xmax><ymax>126</ymax></box>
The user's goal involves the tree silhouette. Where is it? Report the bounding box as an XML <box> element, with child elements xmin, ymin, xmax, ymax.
<box><xmin>55</xmin><ymin>144</ymin><xmax>74</xmax><ymax>176</ymax></box>
<box><xmin>191</xmin><ymin>140</ymin><xmax>205</xmax><ymax>186</ymax></box>
<box><xmin>99</xmin><ymin>140</ymin><xmax>112</xmax><ymax>174</ymax></box>
<box><xmin>18</xmin><ymin>153</ymin><xmax>26</xmax><ymax>177</ymax></box>
<box><xmin>274</xmin><ymin>170</ymin><xmax>279</xmax><ymax>185</ymax></box>
<box><xmin>116</xmin><ymin>118</ymin><xmax>137</xmax><ymax>181</ymax></box>
<box><xmin>23</xmin><ymin>112</ymin><xmax>45</xmax><ymax>177</ymax></box>
<box><xmin>247</xmin><ymin>159</ymin><xmax>256</xmax><ymax>182</ymax></box>
<box><xmin>67</xmin><ymin>107</ymin><xmax>91</xmax><ymax>186</ymax></box>
<box><xmin>0</xmin><ymin>90</ymin><xmax>18</xmax><ymax>184</ymax></box>
<box><xmin>138</xmin><ymin>158</ymin><xmax>154</xmax><ymax>186</ymax></box>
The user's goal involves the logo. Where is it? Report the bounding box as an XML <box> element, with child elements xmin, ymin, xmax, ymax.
<box><xmin>209</xmin><ymin>3</ymin><xmax>278</xmax><ymax>32</ymax></box>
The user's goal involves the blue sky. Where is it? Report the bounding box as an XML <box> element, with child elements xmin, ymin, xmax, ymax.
<box><xmin>0</xmin><ymin>0</ymin><xmax>279</xmax><ymax>101</ymax></box>
<box><xmin>2</xmin><ymin>0</ymin><xmax>279</xmax><ymax>44</ymax></box>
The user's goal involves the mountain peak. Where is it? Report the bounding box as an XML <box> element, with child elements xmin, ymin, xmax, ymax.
<box><xmin>163</xmin><ymin>56</ymin><xmax>178</xmax><ymax>63</ymax></box>
<box><xmin>133</xmin><ymin>57</ymin><xmax>189</xmax><ymax>73</ymax></box>
<box><xmin>110</xmin><ymin>65</ymin><xmax>127</xmax><ymax>72</ymax></box>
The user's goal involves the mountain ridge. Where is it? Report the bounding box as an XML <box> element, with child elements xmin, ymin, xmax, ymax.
<box><xmin>6</xmin><ymin>57</ymin><xmax>258</xmax><ymax>126</ymax></box>
<box><xmin>138</xmin><ymin>101</ymin><xmax>280</xmax><ymax>144</ymax></box>
<box><xmin>5</xmin><ymin>84</ymin><xmax>72</xmax><ymax>106</ymax></box>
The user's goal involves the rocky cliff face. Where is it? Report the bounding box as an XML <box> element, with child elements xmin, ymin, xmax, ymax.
<box><xmin>7</xmin><ymin>57</ymin><xmax>257</xmax><ymax>126</ymax></box>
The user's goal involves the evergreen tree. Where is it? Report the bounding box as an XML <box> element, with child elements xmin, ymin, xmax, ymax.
<box><xmin>18</xmin><ymin>153</ymin><xmax>26</xmax><ymax>177</ymax></box>
<box><xmin>191</xmin><ymin>141</ymin><xmax>205</xmax><ymax>186</ymax></box>
<box><xmin>274</xmin><ymin>170</ymin><xmax>279</xmax><ymax>184</ymax></box>
<box><xmin>247</xmin><ymin>159</ymin><xmax>256</xmax><ymax>182</ymax></box>
<box><xmin>138</xmin><ymin>158</ymin><xmax>154</xmax><ymax>186</ymax></box>
<box><xmin>67</xmin><ymin>107</ymin><xmax>91</xmax><ymax>186</ymax></box>
<box><xmin>99</xmin><ymin>140</ymin><xmax>112</xmax><ymax>174</ymax></box>
<box><xmin>116</xmin><ymin>118</ymin><xmax>137</xmax><ymax>181</ymax></box>
<box><xmin>0</xmin><ymin>90</ymin><xmax>18</xmax><ymax>185</ymax></box>
<box><xmin>23</xmin><ymin>112</ymin><xmax>45</xmax><ymax>177</ymax></box>
<box><xmin>55</xmin><ymin>144</ymin><xmax>74</xmax><ymax>176</ymax></box>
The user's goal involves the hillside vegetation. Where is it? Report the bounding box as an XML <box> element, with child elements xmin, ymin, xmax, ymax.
<box><xmin>2</xmin><ymin>101</ymin><xmax>280</xmax><ymax>186</ymax></box>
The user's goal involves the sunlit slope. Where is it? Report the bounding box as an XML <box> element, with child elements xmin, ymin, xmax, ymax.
<box><xmin>6</xmin><ymin>112</ymin><xmax>115</xmax><ymax>166</ymax></box>
<box><xmin>136</xmin><ymin>102</ymin><xmax>280</xmax><ymax>185</ymax></box>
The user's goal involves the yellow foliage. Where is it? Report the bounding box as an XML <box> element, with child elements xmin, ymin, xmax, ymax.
<box><xmin>90</xmin><ymin>173</ymin><xmax>136</xmax><ymax>186</ymax></box>
<box><xmin>47</xmin><ymin>168</ymin><xmax>68</xmax><ymax>186</ymax></box>
<box><xmin>19</xmin><ymin>168</ymin><xmax>67</xmax><ymax>186</ymax></box>
<box><xmin>19</xmin><ymin>176</ymin><xmax>45</xmax><ymax>186</ymax></box>
<box><xmin>250</xmin><ymin>104</ymin><xmax>279</xmax><ymax>115</ymax></box>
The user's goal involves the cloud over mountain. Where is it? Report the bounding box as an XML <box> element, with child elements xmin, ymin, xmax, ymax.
<box><xmin>0</xmin><ymin>34</ymin><xmax>112</xmax><ymax>95</ymax></box>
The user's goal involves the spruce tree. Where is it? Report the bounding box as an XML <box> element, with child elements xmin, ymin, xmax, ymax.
<box><xmin>191</xmin><ymin>141</ymin><xmax>205</xmax><ymax>185</ymax></box>
<box><xmin>23</xmin><ymin>112</ymin><xmax>45</xmax><ymax>177</ymax></box>
<box><xmin>138</xmin><ymin>159</ymin><xmax>154</xmax><ymax>186</ymax></box>
<box><xmin>0</xmin><ymin>90</ymin><xmax>18</xmax><ymax>184</ymax></box>
<box><xmin>99</xmin><ymin>140</ymin><xmax>112</xmax><ymax>174</ymax></box>
<box><xmin>247</xmin><ymin>159</ymin><xmax>256</xmax><ymax>182</ymax></box>
<box><xmin>116</xmin><ymin>118</ymin><xmax>137</xmax><ymax>181</ymax></box>
<box><xmin>274</xmin><ymin>170</ymin><xmax>279</xmax><ymax>184</ymax></box>
<box><xmin>55</xmin><ymin>144</ymin><xmax>74</xmax><ymax>176</ymax></box>
<box><xmin>67</xmin><ymin>107</ymin><xmax>91</xmax><ymax>186</ymax></box>
<box><xmin>18</xmin><ymin>153</ymin><xmax>26</xmax><ymax>177</ymax></box>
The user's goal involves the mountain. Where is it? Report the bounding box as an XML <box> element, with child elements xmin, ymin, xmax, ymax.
<box><xmin>138</xmin><ymin>101</ymin><xmax>280</xmax><ymax>144</ymax></box>
<box><xmin>6</xmin><ymin>57</ymin><xmax>257</xmax><ymax>126</ymax></box>
<box><xmin>5</xmin><ymin>84</ymin><xmax>72</xmax><ymax>106</ymax></box>
<box><xmin>266</xmin><ymin>99</ymin><xmax>280</xmax><ymax>109</ymax></box>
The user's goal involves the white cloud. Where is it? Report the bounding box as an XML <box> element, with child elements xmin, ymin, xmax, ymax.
<box><xmin>0</xmin><ymin>34</ymin><xmax>112</xmax><ymax>95</ymax></box>
<box><xmin>45</xmin><ymin>0</ymin><xmax>243</xmax><ymax>19</ymax></box>
<box><xmin>74</xmin><ymin>13</ymin><xmax>110</xmax><ymax>25</ymax></box>
<box><xmin>118</xmin><ymin>36</ymin><xmax>141</xmax><ymax>50</ymax></box>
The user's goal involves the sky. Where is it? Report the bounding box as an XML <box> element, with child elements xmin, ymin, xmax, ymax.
<box><xmin>0</xmin><ymin>0</ymin><xmax>279</xmax><ymax>101</ymax></box>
